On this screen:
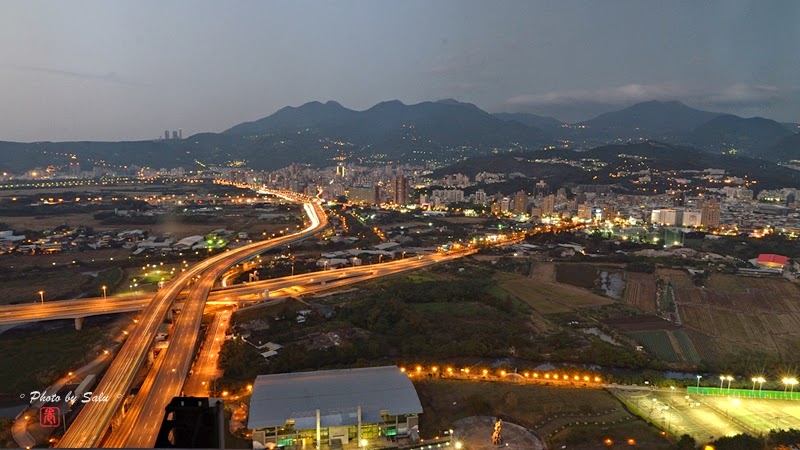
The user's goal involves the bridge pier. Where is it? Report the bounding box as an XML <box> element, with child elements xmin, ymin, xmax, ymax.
<box><xmin>166</xmin><ymin>309</ymin><xmax>174</xmax><ymax>322</ymax></box>
<box><xmin>74</xmin><ymin>317</ymin><xmax>85</xmax><ymax>330</ymax></box>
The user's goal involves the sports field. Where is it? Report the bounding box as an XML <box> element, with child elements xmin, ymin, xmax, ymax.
<box><xmin>611</xmin><ymin>387</ymin><xmax>800</xmax><ymax>444</ymax></box>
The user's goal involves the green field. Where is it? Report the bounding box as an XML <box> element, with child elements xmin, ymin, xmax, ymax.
<box><xmin>625</xmin><ymin>331</ymin><xmax>679</xmax><ymax>363</ymax></box>
<box><xmin>0</xmin><ymin>317</ymin><xmax>123</xmax><ymax>396</ymax></box>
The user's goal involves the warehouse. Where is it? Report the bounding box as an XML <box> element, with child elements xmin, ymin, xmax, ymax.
<box><xmin>248</xmin><ymin>366</ymin><xmax>422</xmax><ymax>449</ymax></box>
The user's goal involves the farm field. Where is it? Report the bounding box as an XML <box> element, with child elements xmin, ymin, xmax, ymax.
<box><xmin>624</xmin><ymin>273</ymin><xmax>658</xmax><ymax>312</ymax></box>
<box><xmin>675</xmin><ymin>275</ymin><xmax>800</xmax><ymax>361</ymax></box>
<box><xmin>530</xmin><ymin>262</ymin><xmax>556</xmax><ymax>282</ymax></box>
<box><xmin>624</xmin><ymin>331</ymin><xmax>679</xmax><ymax>363</ymax></box>
<box><xmin>499</xmin><ymin>274</ymin><xmax>613</xmax><ymax>315</ymax></box>
<box><xmin>555</xmin><ymin>263</ymin><xmax>597</xmax><ymax>289</ymax></box>
<box><xmin>602</xmin><ymin>315</ymin><xmax>679</xmax><ymax>332</ymax></box>
<box><xmin>705</xmin><ymin>274</ymin><xmax>748</xmax><ymax>293</ymax></box>
<box><xmin>656</xmin><ymin>268</ymin><xmax>694</xmax><ymax>287</ymax></box>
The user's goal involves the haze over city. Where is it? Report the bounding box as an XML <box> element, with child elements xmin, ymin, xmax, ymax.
<box><xmin>1</xmin><ymin>0</ymin><xmax>798</xmax><ymax>141</ymax></box>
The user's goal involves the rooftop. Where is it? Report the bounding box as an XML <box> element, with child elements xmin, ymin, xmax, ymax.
<box><xmin>248</xmin><ymin>366</ymin><xmax>422</xmax><ymax>430</ymax></box>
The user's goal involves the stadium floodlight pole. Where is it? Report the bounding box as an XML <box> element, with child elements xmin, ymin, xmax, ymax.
<box><xmin>752</xmin><ymin>377</ymin><xmax>757</xmax><ymax>391</ymax></box>
<box><xmin>783</xmin><ymin>378</ymin><xmax>790</xmax><ymax>392</ymax></box>
<box><xmin>726</xmin><ymin>375</ymin><xmax>734</xmax><ymax>390</ymax></box>
<box><xmin>696</xmin><ymin>375</ymin><xmax>702</xmax><ymax>389</ymax></box>
<box><xmin>758</xmin><ymin>377</ymin><xmax>765</xmax><ymax>392</ymax></box>
<box><xmin>720</xmin><ymin>375</ymin><xmax>725</xmax><ymax>389</ymax></box>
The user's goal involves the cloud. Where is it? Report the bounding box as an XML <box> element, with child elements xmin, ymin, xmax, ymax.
<box><xmin>0</xmin><ymin>64</ymin><xmax>147</xmax><ymax>86</ymax></box>
<box><xmin>504</xmin><ymin>82</ymin><xmax>786</xmax><ymax>120</ymax></box>
<box><xmin>705</xmin><ymin>83</ymin><xmax>780</xmax><ymax>107</ymax></box>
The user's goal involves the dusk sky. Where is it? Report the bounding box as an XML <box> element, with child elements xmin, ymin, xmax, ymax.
<box><xmin>1</xmin><ymin>0</ymin><xmax>798</xmax><ymax>141</ymax></box>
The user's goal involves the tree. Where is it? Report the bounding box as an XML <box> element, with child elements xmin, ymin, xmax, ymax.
<box><xmin>708</xmin><ymin>433</ymin><xmax>764</xmax><ymax>450</ymax></box>
<box><xmin>674</xmin><ymin>434</ymin><xmax>696</xmax><ymax>450</ymax></box>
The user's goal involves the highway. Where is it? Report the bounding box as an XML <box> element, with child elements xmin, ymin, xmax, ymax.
<box><xmin>112</xmin><ymin>246</ymin><xmax>476</xmax><ymax>447</ymax></box>
<box><xmin>0</xmin><ymin>268</ymin><xmax>378</xmax><ymax>327</ymax></box>
<box><xmin>58</xmin><ymin>195</ymin><xmax>328</xmax><ymax>448</ymax></box>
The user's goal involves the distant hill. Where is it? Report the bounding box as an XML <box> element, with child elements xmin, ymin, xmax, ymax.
<box><xmin>764</xmin><ymin>133</ymin><xmax>800</xmax><ymax>162</ymax></box>
<box><xmin>225</xmin><ymin>98</ymin><xmax>551</xmax><ymax>154</ymax></box>
<box><xmin>576</xmin><ymin>100</ymin><xmax>723</xmax><ymax>139</ymax></box>
<box><xmin>0</xmin><ymin>99</ymin><xmax>552</xmax><ymax>173</ymax></box>
<box><xmin>687</xmin><ymin>115</ymin><xmax>793</xmax><ymax>155</ymax></box>
<box><xmin>493</xmin><ymin>112</ymin><xmax>565</xmax><ymax>131</ymax></box>
<box><xmin>433</xmin><ymin>141</ymin><xmax>800</xmax><ymax>192</ymax></box>
<box><xmin>0</xmin><ymin>98</ymin><xmax>797</xmax><ymax>173</ymax></box>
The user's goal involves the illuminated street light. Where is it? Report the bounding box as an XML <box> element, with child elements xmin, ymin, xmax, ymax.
<box><xmin>102</xmin><ymin>285</ymin><xmax>107</xmax><ymax>299</ymax></box>
<box><xmin>726</xmin><ymin>376</ymin><xmax>734</xmax><ymax>390</ymax></box>
<box><xmin>696</xmin><ymin>375</ymin><xmax>702</xmax><ymax>388</ymax></box>
<box><xmin>719</xmin><ymin>375</ymin><xmax>725</xmax><ymax>389</ymax></box>
<box><xmin>38</xmin><ymin>290</ymin><xmax>44</xmax><ymax>304</ymax></box>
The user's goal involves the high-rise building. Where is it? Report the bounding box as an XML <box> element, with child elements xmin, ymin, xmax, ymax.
<box><xmin>172</xmin><ymin>131</ymin><xmax>179</xmax><ymax>140</ymax></box>
<box><xmin>701</xmin><ymin>198</ymin><xmax>721</xmax><ymax>228</ymax></box>
<box><xmin>336</xmin><ymin>164</ymin><xmax>346</xmax><ymax>178</ymax></box>
<box><xmin>348</xmin><ymin>185</ymin><xmax>380</xmax><ymax>205</ymax></box>
<box><xmin>682</xmin><ymin>210</ymin><xmax>702</xmax><ymax>227</ymax></box>
<box><xmin>577</xmin><ymin>203</ymin><xmax>591</xmax><ymax>221</ymax></box>
<box><xmin>473</xmin><ymin>189</ymin><xmax>487</xmax><ymax>205</ymax></box>
<box><xmin>534</xmin><ymin>180</ymin><xmax>550</xmax><ymax>197</ymax></box>
<box><xmin>500</xmin><ymin>197</ymin><xmax>510</xmax><ymax>212</ymax></box>
<box><xmin>513</xmin><ymin>190</ymin><xmax>529</xmax><ymax>214</ymax></box>
<box><xmin>393</xmin><ymin>175</ymin><xmax>409</xmax><ymax>205</ymax></box>
<box><xmin>178</xmin><ymin>128</ymin><xmax>183</xmax><ymax>139</ymax></box>
<box><xmin>541</xmin><ymin>194</ymin><xmax>555</xmax><ymax>216</ymax></box>
<box><xmin>164</xmin><ymin>130</ymin><xmax>169</xmax><ymax>140</ymax></box>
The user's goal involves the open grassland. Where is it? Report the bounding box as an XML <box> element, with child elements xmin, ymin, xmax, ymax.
<box><xmin>499</xmin><ymin>274</ymin><xmax>613</xmax><ymax>315</ymax></box>
<box><xmin>0</xmin><ymin>248</ymin><xmax>131</xmax><ymax>268</ymax></box>
<box><xmin>0</xmin><ymin>269</ymin><xmax>92</xmax><ymax>305</ymax></box>
<box><xmin>415</xmin><ymin>380</ymin><xmax>670</xmax><ymax>449</ymax></box>
<box><xmin>0</xmin><ymin>316</ymin><xmax>126</xmax><ymax>397</ymax></box>
<box><xmin>414</xmin><ymin>379</ymin><xmax>618</xmax><ymax>433</ymax></box>
<box><xmin>623</xmin><ymin>273</ymin><xmax>658</xmax><ymax>312</ymax></box>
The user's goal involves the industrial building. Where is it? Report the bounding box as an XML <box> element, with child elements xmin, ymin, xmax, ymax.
<box><xmin>248</xmin><ymin>366</ymin><xmax>422</xmax><ymax>449</ymax></box>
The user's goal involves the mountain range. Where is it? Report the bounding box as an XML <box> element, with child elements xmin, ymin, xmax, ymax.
<box><xmin>0</xmin><ymin>99</ymin><xmax>797</xmax><ymax>174</ymax></box>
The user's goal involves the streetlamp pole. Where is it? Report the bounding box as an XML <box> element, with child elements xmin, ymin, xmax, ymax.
<box><xmin>696</xmin><ymin>375</ymin><xmax>702</xmax><ymax>389</ymax></box>
<box><xmin>720</xmin><ymin>376</ymin><xmax>725</xmax><ymax>390</ymax></box>
<box><xmin>102</xmin><ymin>285</ymin><xmax>107</xmax><ymax>299</ymax></box>
<box><xmin>38</xmin><ymin>290</ymin><xmax>44</xmax><ymax>304</ymax></box>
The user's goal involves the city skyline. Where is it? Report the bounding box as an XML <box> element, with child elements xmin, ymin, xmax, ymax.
<box><xmin>0</xmin><ymin>0</ymin><xmax>798</xmax><ymax>142</ymax></box>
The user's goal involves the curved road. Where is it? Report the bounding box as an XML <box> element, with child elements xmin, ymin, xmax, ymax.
<box><xmin>58</xmin><ymin>195</ymin><xmax>327</xmax><ymax>448</ymax></box>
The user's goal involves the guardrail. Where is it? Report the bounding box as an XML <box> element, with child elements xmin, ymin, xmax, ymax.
<box><xmin>688</xmin><ymin>386</ymin><xmax>800</xmax><ymax>401</ymax></box>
